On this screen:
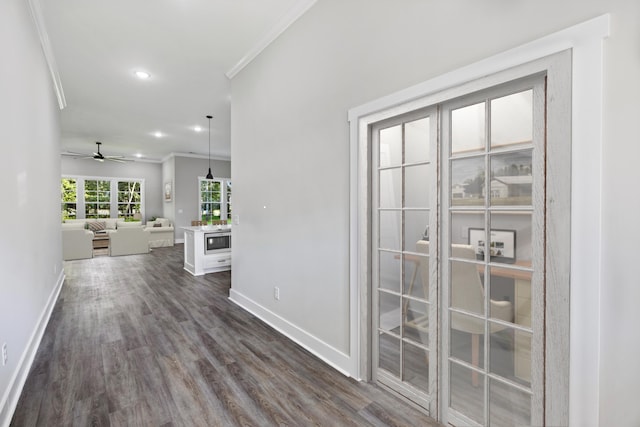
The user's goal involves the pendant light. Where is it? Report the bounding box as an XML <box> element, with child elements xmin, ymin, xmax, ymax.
<box><xmin>205</xmin><ymin>115</ymin><xmax>214</xmax><ymax>179</ymax></box>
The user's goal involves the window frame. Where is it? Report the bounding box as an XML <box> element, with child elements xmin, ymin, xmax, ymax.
<box><xmin>61</xmin><ymin>175</ymin><xmax>145</xmax><ymax>221</ymax></box>
<box><xmin>198</xmin><ymin>177</ymin><xmax>231</xmax><ymax>223</ymax></box>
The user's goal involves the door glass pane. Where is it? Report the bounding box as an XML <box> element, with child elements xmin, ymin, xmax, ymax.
<box><xmin>404</xmin><ymin>252</ymin><xmax>428</xmax><ymax>299</ymax></box>
<box><xmin>379</xmin><ymin>292</ymin><xmax>401</xmax><ymax>334</ymax></box>
<box><xmin>488</xmin><ymin>322</ymin><xmax>517</xmax><ymax>380</ymax></box>
<box><xmin>450</xmin><ymin>362</ymin><xmax>485</xmax><ymax>424</ymax></box>
<box><xmin>405</xmin><ymin>117</ymin><xmax>430</xmax><ymax>163</ymax></box>
<box><xmin>379</xmin><ymin>332</ymin><xmax>400</xmax><ymax>377</ymax></box>
<box><xmin>379</xmin><ymin>250</ymin><xmax>400</xmax><ymax>292</ymax></box>
<box><xmin>490</xmin><ymin>150</ymin><xmax>533</xmax><ymax>206</ymax></box>
<box><xmin>451</xmin><ymin>101</ymin><xmax>486</xmax><ymax>155</ymax></box>
<box><xmin>379</xmin><ymin>125</ymin><xmax>402</xmax><ymax>167</ymax></box>
<box><xmin>404</xmin><ymin>298</ymin><xmax>429</xmax><ymax>345</ymax></box>
<box><xmin>490</xmin><ymin>212</ymin><xmax>532</xmax><ymax>265</ymax></box>
<box><xmin>451</xmin><ymin>156</ymin><xmax>485</xmax><ymax>206</ymax></box>
<box><xmin>403</xmin><ymin>342</ymin><xmax>429</xmax><ymax>392</ymax></box>
<box><xmin>491</xmin><ymin>90</ymin><xmax>533</xmax><ymax>149</ymax></box>
<box><xmin>404</xmin><ymin>164</ymin><xmax>430</xmax><ymax>208</ymax></box>
<box><xmin>489</xmin><ymin>379</ymin><xmax>531</xmax><ymax>427</ymax></box>
<box><xmin>450</xmin><ymin>312</ymin><xmax>485</xmax><ymax>364</ymax></box>
<box><xmin>379</xmin><ymin>210</ymin><xmax>401</xmax><ymax>251</ymax></box>
<box><xmin>380</xmin><ymin>168</ymin><xmax>401</xmax><ymax>208</ymax></box>
<box><xmin>450</xmin><ymin>259</ymin><xmax>484</xmax><ymax>316</ymax></box>
<box><xmin>404</xmin><ymin>210</ymin><xmax>429</xmax><ymax>252</ymax></box>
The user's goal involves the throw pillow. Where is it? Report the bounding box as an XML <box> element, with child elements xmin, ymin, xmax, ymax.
<box><xmin>153</xmin><ymin>223</ymin><xmax>162</xmax><ymax>227</ymax></box>
<box><xmin>87</xmin><ymin>221</ymin><xmax>106</xmax><ymax>232</ymax></box>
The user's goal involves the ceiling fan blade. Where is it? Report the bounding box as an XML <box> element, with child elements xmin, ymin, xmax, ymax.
<box><xmin>105</xmin><ymin>157</ymin><xmax>130</xmax><ymax>163</ymax></box>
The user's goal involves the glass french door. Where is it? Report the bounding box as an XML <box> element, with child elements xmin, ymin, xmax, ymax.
<box><xmin>372</xmin><ymin>108</ymin><xmax>438</xmax><ymax>414</ymax></box>
<box><xmin>372</xmin><ymin>75</ymin><xmax>547</xmax><ymax>425</ymax></box>
<box><xmin>440</xmin><ymin>76</ymin><xmax>545</xmax><ymax>426</ymax></box>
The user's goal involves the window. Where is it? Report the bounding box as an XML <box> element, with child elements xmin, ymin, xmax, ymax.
<box><xmin>61</xmin><ymin>178</ymin><xmax>77</xmax><ymax>220</ymax></box>
<box><xmin>84</xmin><ymin>179</ymin><xmax>111</xmax><ymax>218</ymax></box>
<box><xmin>118</xmin><ymin>180</ymin><xmax>142</xmax><ymax>220</ymax></box>
<box><xmin>61</xmin><ymin>176</ymin><xmax>145</xmax><ymax>221</ymax></box>
<box><xmin>199</xmin><ymin>178</ymin><xmax>231</xmax><ymax>223</ymax></box>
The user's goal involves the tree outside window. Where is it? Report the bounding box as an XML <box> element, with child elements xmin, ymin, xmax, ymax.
<box><xmin>118</xmin><ymin>181</ymin><xmax>141</xmax><ymax>221</ymax></box>
<box><xmin>61</xmin><ymin>178</ymin><xmax>77</xmax><ymax>220</ymax></box>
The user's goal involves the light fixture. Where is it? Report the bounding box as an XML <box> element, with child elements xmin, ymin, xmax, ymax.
<box><xmin>135</xmin><ymin>70</ymin><xmax>150</xmax><ymax>79</ymax></box>
<box><xmin>205</xmin><ymin>115</ymin><xmax>213</xmax><ymax>179</ymax></box>
<box><xmin>194</xmin><ymin>125</ymin><xmax>202</xmax><ymax>132</ymax></box>
<box><xmin>153</xmin><ymin>131</ymin><xmax>163</xmax><ymax>138</ymax></box>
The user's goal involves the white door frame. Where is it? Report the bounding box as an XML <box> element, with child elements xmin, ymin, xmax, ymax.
<box><xmin>347</xmin><ymin>14</ymin><xmax>609</xmax><ymax>426</ymax></box>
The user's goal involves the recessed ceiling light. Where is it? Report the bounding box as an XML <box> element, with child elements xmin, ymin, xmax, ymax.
<box><xmin>194</xmin><ymin>126</ymin><xmax>202</xmax><ymax>132</ymax></box>
<box><xmin>135</xmin><ymin>153</ymin><xmax>143</xmax><ymax>158</ymax></box>
<box><xmin>135</xmin><ymin>70</ymin><xmax>150</xmax><ymax>79</ymax></box>
<box><xmin>153</xmin><ymin>131</ymin><xmax>163</xmax><ymax>138</ymax></box>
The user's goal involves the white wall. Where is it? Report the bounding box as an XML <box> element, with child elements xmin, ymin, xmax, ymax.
<box><xmin>230</xmin><ymin>0</ymin><xmax>640</xmax><ymax>425</ymax></box>
<box><xmin>0</xmin><ymin>0</ymin><xmax>64</xmax><ymax>424</ymax></box>
<box><xmin>61</xmin><ymin>157</ymin><xmax>163</xmax><ymax>221</ymax></box>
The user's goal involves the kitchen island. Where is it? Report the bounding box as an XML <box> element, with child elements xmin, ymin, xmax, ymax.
<box><xmin>182</xmin><ymin>225</ymin><xmax>231</xmax><ymax>276</ymax></box>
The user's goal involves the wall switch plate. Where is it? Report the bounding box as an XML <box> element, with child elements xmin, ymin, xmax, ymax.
<box><xmin>234</xmin><ymin>215</ymin><xmax>240</xmax><ymax>225</ymax></box>
<box><xmin>2</xmin><ymin>343</ymin><xmax>7</xmax><ymax>366</ymax></box>
<box><xmin>274</xmin><ymin>287</ymin><xmax>280</xmax><ymax>300</ymax></box>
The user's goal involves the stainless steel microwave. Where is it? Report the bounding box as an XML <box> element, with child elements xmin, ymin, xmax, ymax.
<box><xmin>204</xmin><ymin>232</ymin><xmax>231</xmax><ymax>254</ymax></box>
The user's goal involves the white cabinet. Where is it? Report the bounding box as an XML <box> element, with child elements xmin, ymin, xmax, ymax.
<box><xmin>182</xmin><ymin>226</ymin><xmax>231</xmax><ymax>276</ymax></box>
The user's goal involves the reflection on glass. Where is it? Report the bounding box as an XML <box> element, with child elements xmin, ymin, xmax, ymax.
<box><xmin>450</xmin><ymin>362</ymin><xmax>484</xmax><ymax>424</ymax></box>
<box><xmin>379</xmin><ymin>250</ymin><xmax>400</xmax><ymax>292</ymax></box>
<box><xmin>451</xmin><ymin>211</ymin><xmax>484</xmax><ymax>249</ymax></box>
<box><xmin>379</xmin><ymin>291</ymin><xmax>401</xmax><ymax>334</ymax></box>
<box><xmin>379</xmin><ymin>332</ymin><xmax>400</xmax><ymax>377</ymax></box>
<box><xmin>379</xmin><ymin>125</ymin><xmax>402</xmax><ymax>167</ymax></box>
<box><xmin>403</xmin><ymin>298</ymin><xmax>428</xmax><ymax>345</ymax></box>
<box><xmin>404</xmin><ymin>163</ymin><xmax>430</xmax><ymax>208</ymax></box>
<box><xmin>379</xmin><ymin>168</ymin><xmax>401</xmax><ymax>208</ymax></box>
<box><xmin>451</xmin><ymin>157</ymin><xmax>485</xmax><ymax>206</ymax></box>
<box><xmin>491</xmin><ymin>212</ymin><xmax>532</xmax><ymax>265</ymax></box>
<box><xmin>404</xmin><ymin>342</ymin><xmax>429</xmax><ymax>393</ymax></box>
<box><xmin>403</xmin><ymin>210</ymin><xmax>429</xmax><ymax>252</ymax></box>
<box><xmin>379</xmin><ymin>210</ymin><xmax>401</xmax><ymax>251</ymax></box>
<box><xmin>491</xmin><ymin>90</ymin><xmax>533</xmax><ymax>148</ymax></box>
<box><xmin>452</xmin><ymin>101</ymin><xmax>486</xmax><ymax>155</ymax></box>
<box><xmin>405</xmin><ymin>117</ymin><xmax>430</xmax><ymax>163</ymax></box>
<box><xmin>404</xmin><ymin>254</ymin><xmax>428</xmax><ymax>300</ymax></box>
<box><xmin>489</xmin><ymin>379</ymin><xmax>531</xmax><ymax>427</ymax></box>
<box><xmin>490</xmin><ymin>150</ymin><xmax>533</xmax><ymax>206</ymax></box>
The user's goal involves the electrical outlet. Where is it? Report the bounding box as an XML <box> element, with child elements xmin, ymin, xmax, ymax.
<box><xmin>2</xmin><ymin>343</ymin><xmax>7</xmax><ymax>366</ymax></box>
<box><xmin>274</xmin><ymin>286</ymin><xmax>280</xmax><ymax>300</ymax></box>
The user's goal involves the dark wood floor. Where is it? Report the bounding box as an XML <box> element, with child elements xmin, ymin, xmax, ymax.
<box><xmin>10</xmin><ymin>245</ymin><xmax>441</xmax><ymax>426</ymax></box>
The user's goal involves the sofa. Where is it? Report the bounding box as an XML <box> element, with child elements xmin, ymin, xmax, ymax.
<box><xmin>144</xmin><ymin>218</ymin><xmax>174</xmax><ymax>248</ymax></box>
<box><xmin>109</xmin><ymin>224</ymin><xmax>151</xmax><ymax>256</ymax></box>
<box><xmin>61</xmin><ymin>222</ymin><xmax>94</xmax><ymax>260</ymax></box>
<box><xmin>62</xmin><ymin>218</ymin><xmax>153</xmax><ymax>258</ymax></box>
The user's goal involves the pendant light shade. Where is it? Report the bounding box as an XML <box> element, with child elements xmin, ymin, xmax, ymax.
<box><xmin>205</xmin><ymin>115</ymin><xmax>213</xmax><ymax>179</ymax></box>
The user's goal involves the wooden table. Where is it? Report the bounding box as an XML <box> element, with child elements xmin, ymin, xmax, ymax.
<box><xmin>93</xmin><ymin>233</ymin><xmax>110</xmax><ymax>249</ymax></box>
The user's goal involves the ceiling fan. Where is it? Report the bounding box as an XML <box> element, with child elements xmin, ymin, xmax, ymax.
<box><xmin>62</xmin><ymin>142</ymin><xmax>131</xmax><ymax>163</ymax></box>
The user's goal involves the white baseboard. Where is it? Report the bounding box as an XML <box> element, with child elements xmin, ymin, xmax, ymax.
<box><xmin>229</xmin><ymin>289</ymin><xmax>354</xmax><ymax>378</ymax></box>
<box><xmin>175</xmin><ymin>238</ymin><xmax>184</xmax><ymax>244</ymax></box>
<box><xmin>0</xmin><ymin>271</ymin><xmax>65</xmax><ymax>427</ymax></box>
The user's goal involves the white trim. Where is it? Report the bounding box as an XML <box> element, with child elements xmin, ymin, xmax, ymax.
<box><xmin>229</xmin><ymin>289</ymin><xmax>353</xmax><ymax>377</ymax></box>
<box><xmin>26</xmin><ymin>0</ymin><xmax>66</xmax><ymax>110</ymax></box>
<box><xmin>175</xmin><ymin>238</ymin><xmax>185</xmax><ymax>244</ymax></box>
<box><xmin>225</xmin><ymin>0</ymin><xmax>317</xmax><ymax>79</ymax></box>
<box><xmin>348</xmin><ymin>14</ymin><xmax>609</xmax><ymax>425</ymax></box>
<box><xmin>0</xmin><ymin>271</ymin><xmax>64</xmax><ymax>427</ymax></box>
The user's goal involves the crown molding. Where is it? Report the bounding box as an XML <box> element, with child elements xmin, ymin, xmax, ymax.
<box><xmin>27</xmin><ymin>0</ymin><xmax>66</xmax><ymax>109</ymax></box>
<box><xmin>226</xmin><ymin>0</ymin><xmax>317</xmax><ymax>79</ymax></box>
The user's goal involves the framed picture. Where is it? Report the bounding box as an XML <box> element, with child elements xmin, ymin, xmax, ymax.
<box><xmin>164</xmin><ymin>181</ymin><xmax>172</xmax><ymax>202</ymax></box>
<box><xmin>468</xmin><ymin>228</ymin><xmax>516</xmax><ymax>264</ymax></box>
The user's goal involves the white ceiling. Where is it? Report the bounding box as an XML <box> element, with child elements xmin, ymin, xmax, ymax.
<box><xmin>40</xmin><ymin>0</ymin><xmax>313</xmax><ymax>162</ymax></box>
